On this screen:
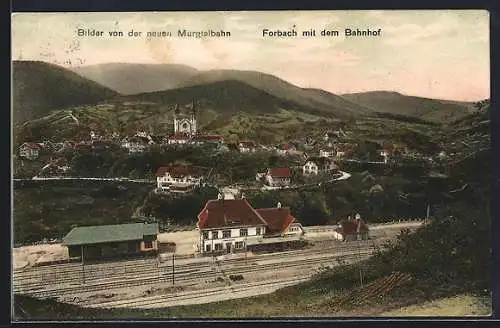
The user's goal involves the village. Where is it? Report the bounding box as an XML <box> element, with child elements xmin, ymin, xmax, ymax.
<box><xmin>16</xmin><ymin>101</ymin><xmax>450</xmax><ymax>192</ymax></box>
<box><xmin>12</xmin><ymin>101</ymin><xmax>435</xmax><ymax>309</ymax></box>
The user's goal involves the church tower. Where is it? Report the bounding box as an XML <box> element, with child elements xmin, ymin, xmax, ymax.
<box><xmin>172</xmin><ymin>101</ymin><xmax>197</xmax><ymax>136</ymax></box>
<box><xmin>190</xmin><ymin>100</ymin><xmax>197</xmax><ymax>136</ymax></box>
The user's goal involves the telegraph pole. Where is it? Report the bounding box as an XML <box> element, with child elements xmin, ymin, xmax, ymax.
<box><xmin>357</xmin><ymin>240</ymin><xmax>363</xmax><ymax>287</ymax></box>
<box><xmin>245</xmin><ymin>234</ymin><xmax>248</xmax><ymax>263</ymax></box>
<box><xmin>172</xmin><ymin>253</ymin><xmax>175</xmax><ymax>285</ymax></box>
<box><xmin>81</xmin><ymin>245</ymin><xmax>85</xmax><ymax>285</ymax></box>
<box><xmin>157</xmin><ymin>250</ymin><xmax>160</xmax><ymax>282</ymax></box>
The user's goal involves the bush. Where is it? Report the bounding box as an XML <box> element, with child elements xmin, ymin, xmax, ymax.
<box><xmin>229</xmin><ymin>274</ymin><xmax>244</xmax><ymax>281</ymax></box>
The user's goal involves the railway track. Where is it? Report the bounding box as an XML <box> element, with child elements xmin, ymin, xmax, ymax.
<box><xmin>89</xmin><ymin>276</ymin><xmax>312</xmax><ymax>309</ymax></box>
<box><xmin>14</xmin><ymin>241</ymin><xmax>377</xmax><ymax>281</ymax></box>
<box><xmin>13</xmin><ymin>243</ymin><xmax>376</xmax><ymax>294</ymax></box>
<box><xmin>15</xmin><ymin>250</ymin><xmax>372</xmax><ymax>302</ymax></box>
<box><xmin>14</xmin><ymin>244</ymin><xmax>375</xmax><ymax>284</ymax></box>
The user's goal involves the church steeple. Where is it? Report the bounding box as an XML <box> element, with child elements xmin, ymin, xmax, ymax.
<box><xmin>191</xmin><ymin>100</ymin><xmax>197</xmax><ymax>136</ymax></box>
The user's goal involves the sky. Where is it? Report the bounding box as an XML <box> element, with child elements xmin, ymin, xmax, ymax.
<box><xmin>12</xmin><ymin>10</ymin><xmax>489</xmax><ymax>101</ymax></box>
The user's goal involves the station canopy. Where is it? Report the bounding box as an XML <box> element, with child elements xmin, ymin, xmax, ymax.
<box><xmin>62</xmin><ymin>223</ymin><xmax>159</xmax><ymax>246</ymax></box>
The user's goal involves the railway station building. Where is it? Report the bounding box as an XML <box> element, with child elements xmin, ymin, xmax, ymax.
<box><xmin>196</xmin><ymin>195</ymin><xmax>305</xmax><ymax>255</ymax></box>
<box><xmin>62</xmin><ymin>222</ymin><xmax>159</xmax><ymax>261</ymax></box>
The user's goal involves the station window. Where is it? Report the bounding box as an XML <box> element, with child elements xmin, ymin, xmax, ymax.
<box><xmin>235</xmin><ymin>241</ymin><xmax>244</xmax><ymax>249</ymax></box>
<box><xmin>203</xmin><ymin>231</ymin><xmax>209</xmax><ymax>239</ymax></box>
<box><xmin>240</xmin><ymin>229</ymin><xmax>248</xmax><ymax>237</ymax></box>
<box><xmin>144</xmin><ymin>241</ymin><xmax>153</xmax><ymax>249</ymax></box>
<box><xmin>206</xmin><ymin>244</ymin><xmax>211</xmax><ymax>252</ymax></box>
<box><xmin>256</xmin><ymin>227</ymin><xmax>261</xmax><ymax>235</ymax></box>
<box><xmin>223</xmin><ymin>230</ymin><xmax>231</xmax><ymax>238</ymax></box>
<box><xmin>214</xmin><ymin>243</ymin><xmax>223</xmax><ymax>251</ymax></box>
<box><xmin>213</xmin><ymin>231</ymin><xmax>219</xmax><ymax>239</ymax></box>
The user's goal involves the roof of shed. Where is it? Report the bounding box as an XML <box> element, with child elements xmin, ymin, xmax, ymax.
<box><xmin>62</xmin><ymin>223</ymin><xmax>158</xmax><ymax>246</ymax></box>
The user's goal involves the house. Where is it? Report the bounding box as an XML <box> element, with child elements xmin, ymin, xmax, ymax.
<box><xmin>276</xmin><ymin>144</ymin><xmax>296</xmax><ymax>156</ymax></box>
<box><xmin>156</xmin><ymin>165</ymin><xmax>206</xmax><ymax>193</ymax></box>
<box><xmin>19</xmin><ymin>142</ymin><xmax>41</xmax><ymax>160</ymax></box>
<box><xmin>149</xmin><ymin>135</ymin><xmax>166</xmax><ymax>145</ymax></box>
<box><xmin>261</xmin><ymin>168</ymin><xmax>292</xmax><ymax>187</ymax></box>
<box><xmin>196</xmin><ymin>197</ymin><xmax>304</xmax><ymax>254</ymax></box>
<box><xmin>303</xmin><ymin>156</ymin><xmax>337</xmax><ymax>175</ymax></box>
<box><xmin>135</xmin><ymin>130</ymin><xmax>150</xmax><ymax>139</ymax></box>
<box><xmin>336</xmin><ymin>147</ymin><xmax>352</xmax><ymax>158</ymax></box>
<box><xmin>121</xmin><ymin>136</ymin><xmax>149</xmax><ymax>153</ymax></box>
<box><xmin>62</xmin><ymin>222</ymin><xmax>159</xmax><ymax>261</ymax></box>
<box><xmin>238</xmin><ymin>141</ymin><xmax>258</xmax><ymax>153</ymax></box>
<box><xmin>319</xmin><ymin>147</ymin><xmax>336</xmax><ymax>158</ymax></box>
<box><xmin>167</xmin><ymin>134</ymin><xmax>191</xmax><ymax>145</ymax></box>
<box><xmin>89</xmin><ymin>130</ymin><xmax>102</xmax><ymax>141</ymax></box>
<box><xmin>192</xmin><ymin>135</ymin><xmax>225</xmax><ymax>145</ymax></box>
<box><xmin>380</xmin><ymin>148</ymin><xmax>393</xmax><ymax>163</ymax></box>
<box><xmin>255</xmin><ymin>205</ymin><xmax>304</xmax><ymax>238</ymax></box>
<box><xmin>51</xmin><ymin>157</ymin><xmax>71</xmax><ymax>173</ymax></box>
<box><xmin>38</xmin><ymin>141</ymin><xmax>55</xmax><ymax>152</ymax></box>
<box><xmin>333</xmin><ymin>214</ymin><xmax>369</xmax><ymax>242</ymax></box>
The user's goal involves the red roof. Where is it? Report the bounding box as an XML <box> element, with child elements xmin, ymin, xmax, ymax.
<box><xmin>279</xmin><ymin>144</ymin><xmax>295</xmax><ymax>151</ymax></box>
<box><xmin>21</xmin><ymin>142</ymin><xmax>41</xmax><ymax>149</ymax></box>
<box><xmin>266</xmin><ymin>168</ymin><xmax>291</xmax><ymax>178</ymax></box>
<box><xmin>335</xmin><ymin>219</ymin><xmax>369</xmax><ymax>235</ymax></box>
<box><xmin>256</xmin><ymin>207</ymin><xmax>295</xmax><ymax>235</ymax></box>
<box><xmin>197</xmin><ymin>199</ymin><xmax>268</xmax><ymax>229</ymax></box>
<box><xmin>382</xmin><ymin>148</ymin><xmax>393</xmax><ymax>153</ymax></box>
<box><xmin>156</xmin><ymin>165</ymin><xmax>205</xmax><ymax>178</ymax></box>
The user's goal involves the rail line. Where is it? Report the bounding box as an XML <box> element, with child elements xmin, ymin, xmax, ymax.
<box><xmin>14</xmin><ymin>240</ymin><xmax>377</xmax><ymax>279</ymax></box>
<box><xmin>14</xmin><ymin>245</ymin><xmax>376</xmax><ymax>292</ymax></box>
<box><xmin>89</xmin><ymin>277</ymin><xmax>312</xmax><ymax>309</ymax></box>
<box><xmin>13</xmin><ymin>242</ymin><xmax>377</xmax><ymax>290</ymax></box>
<box><xmin>15</xmin><ymin>251</ymin><xmax>372</xmax><ymax>303</ymax></box>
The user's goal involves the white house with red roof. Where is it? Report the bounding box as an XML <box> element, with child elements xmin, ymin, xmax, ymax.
<box><xmin>167</xmin><ymin>134</ymin><xmax>191</xmax><ymax>145</ymax></box>
<box><xmin>196</xmin><ymin>197</ymin><xmax>303</xmax><ymax>254</ymax></box>
<box><xmin>303</xmin><ymin>156</ymin><xmax>337</xmax><ymax>175</ymax></box>
<box><xmin>156</xmin><ymin>165</ymin><xmax>205</xmax><ymax>193</ymax></box>
<box><xmin>333</xmin><ymin>214</ymin><xmax>370</xmax><ymax>241</ymax></box>
<box><xmin>238</xmin><ymin>141</ymin><xmax>258</xmax><ymax>153</ymax></box>
<box><xmin>121</xmin><ymin>136</ymin><xmax>149</xmax><ymax>153</ymax></box>
<box><xmin>335</xmin><ymin>147</ymin><xmax>352</xmax><ymax>158</ymax></box>
<box><xmin>260</xmin><ymin>168</ymin><xmax>291</xmax><ymax>187</ymax></box>
<box><xmin>276</xmin><ymin>144</ymin><xmax>297</xmax><ymax>156</ymax></box>
<box><xmin>19</xmin><ymin>142</ymin><xmax>41</xmax><ymax>160</ymax></box>
<box><xmin>380</xmin><ymin>148</ymin><xmax>393</xmax><ymax>163</ymax></box>
<box><xmin>319</xmin><ymin>147</ymin><xmax>336</xmax><ymax>158</ymax></box>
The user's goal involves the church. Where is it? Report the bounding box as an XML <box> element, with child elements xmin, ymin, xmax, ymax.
<box><xmin>173</xmin><ymin>101</ymin><xmax>197</xmax><ymax>136</ymax></box>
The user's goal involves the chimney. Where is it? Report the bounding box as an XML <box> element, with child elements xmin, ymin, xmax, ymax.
<box><xmin>277</xmin><ymin>202</ymin><xmax>282</xmax><ymax>208</ymax></box>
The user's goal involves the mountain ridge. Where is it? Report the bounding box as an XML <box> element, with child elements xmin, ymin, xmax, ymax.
<box><xmin>341</xmin><ymin>91</ymin><xmax>476</xmax><ymax>123</ymax></box>
<box><xmin>12</xmin><ymin>60</ymin><xmax>118</xmax><ymax>125</ymax></box>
